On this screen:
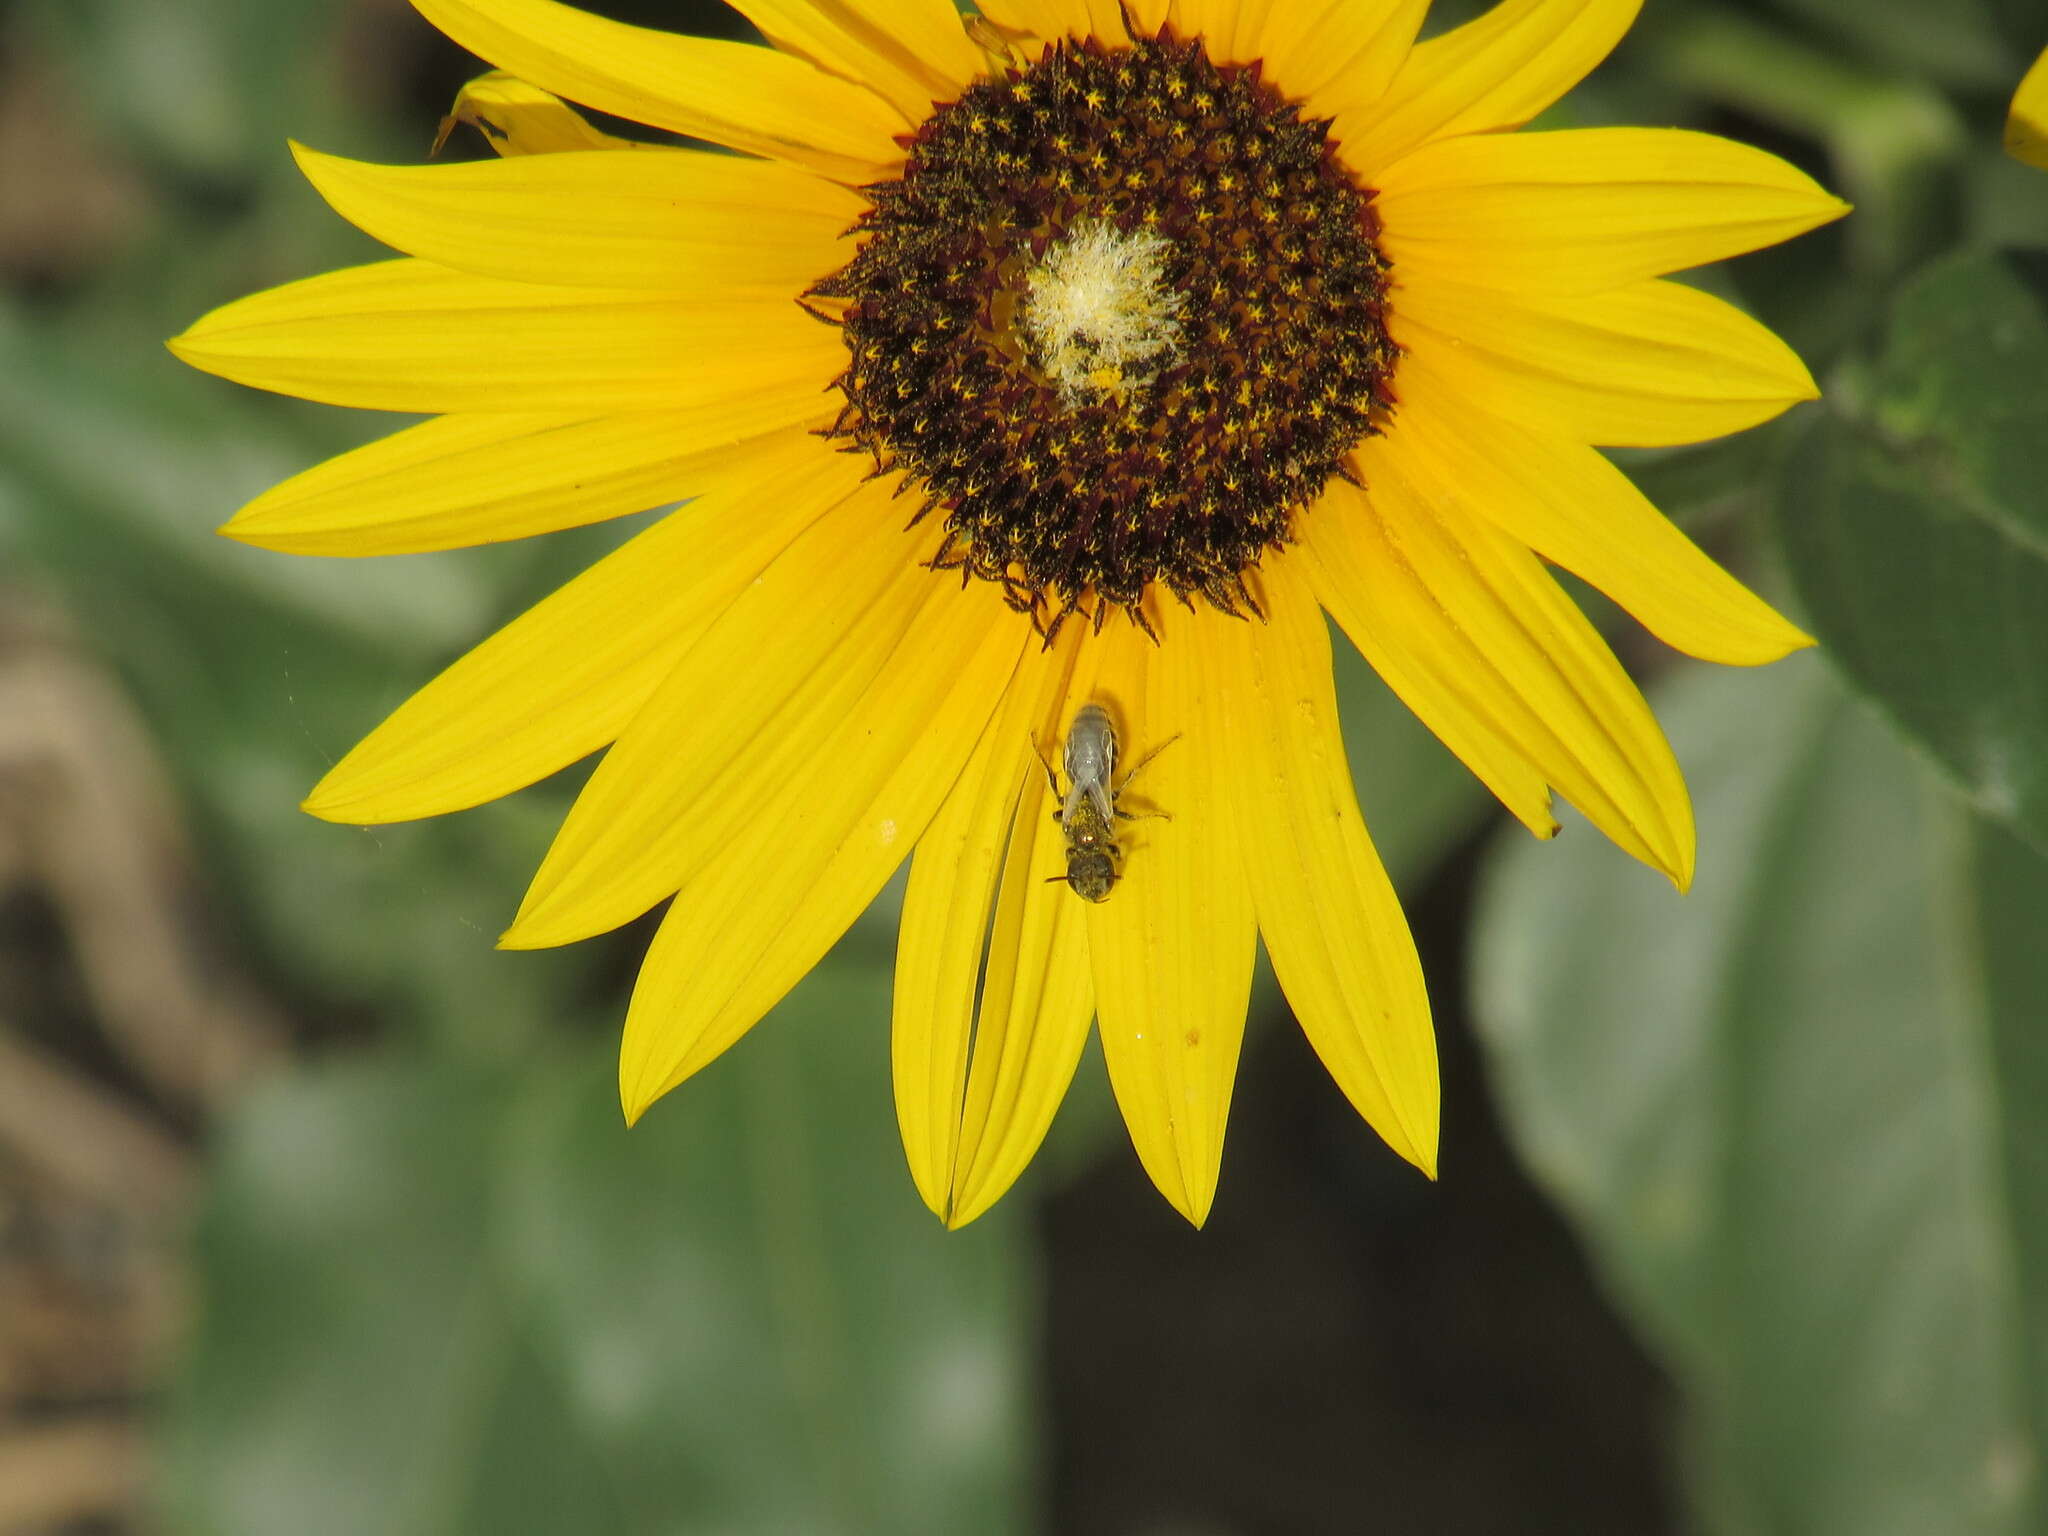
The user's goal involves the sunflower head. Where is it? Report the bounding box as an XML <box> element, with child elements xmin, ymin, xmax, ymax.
<box><xmin>815</xmin><ymin>26</ymin><xmax>1396</xmax><ymax>633</ymax></box>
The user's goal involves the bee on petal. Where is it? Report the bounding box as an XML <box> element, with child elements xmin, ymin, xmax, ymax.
<box><xmin>1036</xmin><ymin>703</ymin><xmax>1175</xmax><ymax>902</ymax></box>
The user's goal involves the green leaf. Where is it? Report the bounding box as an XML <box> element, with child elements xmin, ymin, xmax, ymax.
<box><xmin>158</xmin><ymin>954</ymin><xmax>1034</xmax><ymax>1535</ymax></box>
<box><xmin>1865</xmin><ymin>249</ymin><xmax>2048</xmax><ymax>558</ymax></box>
<box><xmin>1471</xmin><ymin>653</ymin><xmax>2048</xmax><ymax>1534</ymax></box>
<box><xmin>1776</xmin><ymin>248</ymin><xmax>2048</xmax><ymax>851</ymax></box>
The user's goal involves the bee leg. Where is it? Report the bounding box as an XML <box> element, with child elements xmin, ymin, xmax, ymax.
<box><xmin>1028</xmin><ymin>734</ymin><xmax>1062</xmax><ymax>800</ymax></box>
<box><xmin>1114</xmin><ymin>731</ymin><xmax>1183</xmax><ymax>793</ymax></box>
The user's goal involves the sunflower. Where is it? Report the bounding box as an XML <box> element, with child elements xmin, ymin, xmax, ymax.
<box><xmin>170</xmin><ymin>0</ymin><xmax>1845</xmax><ymax>1228</ymax></box>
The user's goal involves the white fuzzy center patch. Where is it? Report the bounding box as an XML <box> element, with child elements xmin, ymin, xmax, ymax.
<box><xmin>1023</xmin><ymin>219</ymin><xmax>1187</xmax><ymax>408</ymax></box>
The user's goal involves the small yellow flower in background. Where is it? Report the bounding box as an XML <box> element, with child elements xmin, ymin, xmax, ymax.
<box><xmin>170</xmin><ymin>0</ymin><xmax>1845</xmax><ymax>1228</ymax></box>
<box><xmin>2008</xmin><ymin>45</ymin><xmax>2048</xmax><ymax>167</ymax></box>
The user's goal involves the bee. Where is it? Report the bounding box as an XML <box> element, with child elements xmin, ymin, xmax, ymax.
<box><xmin>1034</xmin><ymin>702</ymin><xmax>1176</xmax><ymax>901</ymax></box>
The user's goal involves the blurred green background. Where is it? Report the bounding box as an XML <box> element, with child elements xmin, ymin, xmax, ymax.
<box><xmin>2</xmin><ymin>0</ymin><xmax>2046</xmax><ymax>1530</ymax></box>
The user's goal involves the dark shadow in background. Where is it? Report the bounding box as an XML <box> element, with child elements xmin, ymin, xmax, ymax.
<box><xmin>1045</xmin><ymin>839</ymin><xmax>1676</xmax><ymax>1536</ymax></box>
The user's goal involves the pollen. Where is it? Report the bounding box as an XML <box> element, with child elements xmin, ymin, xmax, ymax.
<box><xmin>811</xmin><ymin>28</ymin><xmax>1398</xmax><ymax>633</ymax></box>
<box><xmin>1024</xmin><ymin>219</ymin><xmax>1188</xmax><ymax>408</ymax></box>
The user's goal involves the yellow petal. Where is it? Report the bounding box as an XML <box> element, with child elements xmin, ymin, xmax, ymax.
<box><xmin>978</xmin><ymin>0</ymin><xmax>1125</xmax><ymax>44</ymax></box>
<box><xmin>292</xmin><ymin>142</ymin><xmax>861</xmax><ymax>294</ymax></box>
<box><xmin>1390</xmin><ymin>275</ymin><xmax>1821</xmax><ymax>447</ymax></box>
<box><xmin>409</xmin><ymin>0</ymin><xmax>907</xmax><ymax>182</ymax></box>
<box><xmin>893</xmin><ymin>628</ymin><xmax>1083</xmax><ymax>1217</ymax></box>
<box><xmin>1169</xmin><ymin>0</ymin><xmax>1261</xmax><ymax>63</ymax></box>
<box><xmin>1375</xmin><ymin>128</ymin><xmax>1850</xmax><ymax>294</ymax></box>
<box><xmin>435</xmin><ymin>71</ymin><xmax>649</xmax><ymax>156</ymax></box>
<box><xmin>505</xmin><ymin>474</ymin><xmax>939</xmax><ymax>947</ymax></box>
<box><xmin>2008</xmin><ymin>47</ymin><xmax>2048</xmax><ymax>169</ymax></box>
<box><xmin>1303</xmin><ymin>492</ymin><xmax>1559</xmax><ymax>842</ymax></box>
<box><xmin>224</xmin><ymin>405</ymin><xmax>826</xmax><ymax>556</ymax></box>
<box><xmin>1334</xmin><ymin>0</ymin><xmax>1642</xmax><ymax>177</ymax></box>
<box><xmin>1224</xmin><ymin>0</ymin><xmax>1282</xmax><ymax>66</ymax></box>
<box><xmin>727</xmin><ymin>0</ymin><xmax>984</xmax><ymax>121</ymax></box>
<box><xmin>168</xmin><ymin>257</ymin><xmax>838</xmax><ymax>414</ymax></box>
<box><xmin>1083</xmin><ymin>612</ymin><xmax>1256</xmax><ymax>1228</ymax></box>
<box><xmin>617</xmin><ymin>575</ymin><xmax>1032</xmax><ymax>1120</ymax></box>
<box><xmin>1388</xmin><ymin>357</ymin><xmax>1814</xmax><ymax>666</ymax></box>
<box><xmin>943</xmin><ymin>639</ymin><xmax>1110</xmax><ymax>1229</ymax></box>
<box><xmin>973</xmin><ymin>0</ymin><xmax>1069</xmax><ymax>37</ymax></box>
<box><xmin>1263</xmin><ymin>0</ymin><xmax>1429</xmax><ymax>123</ymax></box>
<box><xmin>1123</xmin><ymin>0</ymin><xmax>1171</xmax><ymax>36</ymax></box>
<box><xmin>1325</xmin><ymin>451</ymin><xmax>1695</xmax><ymax>885</ymax></box>
<box><xmin>304</xmin><ymin>428</ymin><xmax>850</xmax><ymax>823</ymax></box>
<box><xmin>1215</xmin><ymin>559</ymin><xmax>1438</xmax><ymax>1176</ymax></box>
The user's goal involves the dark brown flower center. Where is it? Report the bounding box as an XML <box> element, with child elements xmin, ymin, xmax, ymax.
<box><xmin>809</xmin><ymin>28</ymin><xmax>1396</xmax><ymax>635</ymax></box>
